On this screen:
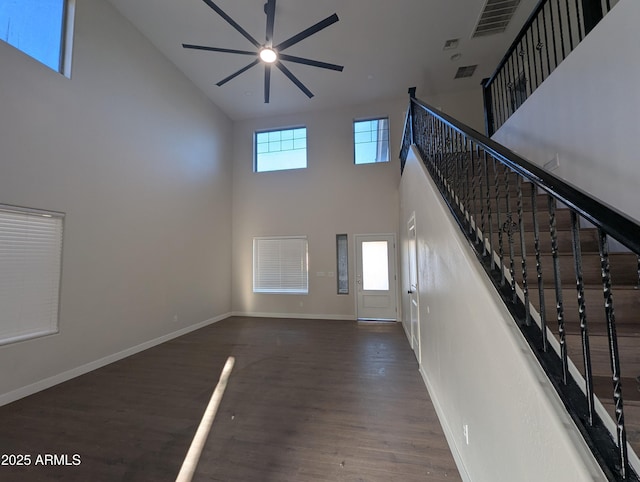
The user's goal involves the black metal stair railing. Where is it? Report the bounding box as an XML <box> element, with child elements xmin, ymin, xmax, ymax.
<box><xmin>482</xmin><ymin>0</ymin><xmax>619</xmax><ymax>135</ymax></box>
<box><xmin>401</xmin><ymin>91</ymin><xmax>640</xmax><ymax>481</ymax></box>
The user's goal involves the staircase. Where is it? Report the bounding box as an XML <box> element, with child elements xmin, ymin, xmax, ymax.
<box><xmin>483</xmin><ymin>168</ymin><xmax>640</xmax><ymax>429</ymax></box>
<box><xmin>401</xmin><ymin>92</ymin><xmax>640</xmax><ymax>480</ymax></box>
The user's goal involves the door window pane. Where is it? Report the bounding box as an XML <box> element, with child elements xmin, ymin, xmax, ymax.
<box><xmin>362</xmin><ymin>241</ymin><xmax>389</xmax><ymax>290</ymax></box>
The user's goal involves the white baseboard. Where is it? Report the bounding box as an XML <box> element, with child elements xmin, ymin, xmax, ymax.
<box><xmin>0</xmin><ymin>312</ymin><xmax>232</xmax><ymax>407</ymax></box>
<box><xmin>418</xmin><ymin>366</ymin><xmax>472</xmax><ymax>482</ymax></box>
<box><xmin>231</xmin><ymin>311</ymin><xmax>356</xmax><ymax>321</ymax></box>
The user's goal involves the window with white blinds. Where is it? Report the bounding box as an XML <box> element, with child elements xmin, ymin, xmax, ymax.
<box><xmin>253</xmin><ymin>236</ymin><xmax>308</xmax><ymax>294</ymax></box>
<box><xmin>0</xmin><ymin>205</ymin><xmax>64</xmax><ymax>345</ymax></box>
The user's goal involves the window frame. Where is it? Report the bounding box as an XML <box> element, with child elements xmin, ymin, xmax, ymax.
<box><xmin>254</xmin><ymin>126</ymin><xmax>308</xmax><ymax>173</ymax></box>
<box><xmin>353</xmin><ymin>116</ymin><xmax>391</xmax><ymax>165</ymax></box>
<box><xmin>253</xmin><ymin>236</ymin><xmax>309</xmax><ymax>294</ymax></box>
<box><xmin>0</xmin><ymin>204</ymin><xmax>65</xmax><ymax>346</ymax></box>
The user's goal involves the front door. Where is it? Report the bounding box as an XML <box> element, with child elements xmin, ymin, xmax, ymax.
<box><xmin>355</xmin><ymin>234</ymin><xmax>398</xmax><ymax>321</ymax></box>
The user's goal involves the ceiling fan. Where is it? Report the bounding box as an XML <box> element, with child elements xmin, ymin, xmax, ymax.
<box><xmin>182</xmin><ymin>0</ymin><xmax>344</xmax><ymax>104</ymax></box>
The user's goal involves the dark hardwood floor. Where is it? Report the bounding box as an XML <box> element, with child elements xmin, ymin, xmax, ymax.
<box><xmin>0</xmin><ymin>317</ymin><xmax>460</xmax><ymax>482</ymax></box>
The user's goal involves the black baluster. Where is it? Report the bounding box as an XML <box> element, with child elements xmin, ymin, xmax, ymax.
<box><xmin>548</xmin><ymin>1</ymin><xmax>560</xmax><ymax>69</ymax></box>
<box><xmin>517</xmin><ymin>176</ymin><xmax>531</xmax><ymax>324</ymax></box>
<box><xmin>471</xmin><ymin>142</ymin><xmax>480</xmax><ymax>241</ymax></box>
<box><xmin>598</xmin><ymin>228</ymin><xmax>629</xmax><ymax>479</ymax></box>
<box><xmin>451</xmin><ymin>130</ymin><xmax>460</xmax><ymax>206</ymax></box>
<box><xmin>524</xmin><ymin>31</ymin><xmax>533</xmax><ymax>96</ymax></box>
<box><xmin>499</xmin><ymin>72</ymin><xmax>508</xmax><ymax>129</ymax></box>
<box><xmin>509</xmin><ymin>56</ymin><xmax>517</xmax><ymax>114</ymax></box>
<box><xmin>502</xmin><ymin>68</ymin><xmax>510</xmax><ymax>124</ymax></box>
<box><xmin>485</xmin><ymin>152</ymin><xmax>494</xmax><ymax>264</ymax></box>
<box><xmin>445</xmin><ymin>126</ymin><xmax>452</xmax><ymax>197</ymax></box>
<box><xmin>549</xmin><ymin>197</ymin><xmax>568</xmax><ymax>383</ymax></box>
<box><xmin>570</xmin><ymin>211</ymin><xmax>595</xmax><ymax>425</ymax></box>
<box><xmin>455</xmin><ymin>131</ymin><xmax>463</xmax><ymax>202</ymax></box>
<box><xmin>495</xmin><ymin>159</ymin><xmax>506</xmax><ymax>286</ymax></box>
<box><xmin>542</xmin><ymin>3</ymin><xmax>553</xmax><ymax>75</ymax></box>
<box><xmin>491</xmin><ymin>80</ymin><xmax>499</xmax><ymax>131</ymax></box>
<box><xmin>504</xmin><ymin>169</ymin><xmax>517</xmax><ymax>302</ymax></box>
<box><xmin>438</xmin><ymin>122</ymin><xmax>445</xmax><ymax>189</ymax></box>
<box><xmin>564</xmin><ymin>0</ymin><xmax>575</xmax><ymax>52</ymax></box>
<box><xmin>556</xmin><ymin>0</ymin><xmax>568</xmax><ymax>61</ymax></box>
<box><xmin>531</xmin><ymin>184</ymin><xmax>548</xmax><ymax>351</ymax></box>
<box><xmin>465</xmin><ymin>138</ymin><xmax>472</xmax><ymax>229</ymax></box>
<box><xmin>478</xmin><ymin>145</ymin><xmax>486</xmax><ymax>251</ymax></box>
<box><xmin>534</xmin><ymin>16</ymin><xmax>544</xmax><ymax>85</ymax></box>
<box><xmin>575</xmin><ymin>0</ymin><xmax>584</xmax><ymax>41</ymax></box>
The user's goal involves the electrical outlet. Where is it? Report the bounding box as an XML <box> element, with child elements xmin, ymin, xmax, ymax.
<box><xmin>544</xmin><ymin>153</ymin><xmax>559</xmax><ymax>171</ymax></box>
<box><xmin>173</xmin><ymin>314</ymin><xmax>178</xmax><ymax>323</ymax></box>
<box><xmin>463</xmin><ymin>424</ymin><xmax>469</xmax><ymax>445</ymax></box>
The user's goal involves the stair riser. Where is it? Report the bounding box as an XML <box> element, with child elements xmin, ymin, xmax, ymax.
<box><xmin>489</xmin><ymin>229</ymin><xmax>600</xmax><ymax>255</ymax></box>
<box><xmin>528</xmin><ymin>288</ymin><xmax>640</xmax><ymax>328</ymax></box>
<box><xmin>510</xmin><ymin>253</ymin><xmax>638</xmax><ymax>286</ymax></box>
<box><xmin>479</xmin><ymin>207</ymin><xmax>573</xmax><ymax>231</ymax></box>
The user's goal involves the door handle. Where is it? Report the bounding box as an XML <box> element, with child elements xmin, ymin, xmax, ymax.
<box><xmin>407</xmin><ymin>290</ymin><xmax>414</xmax><ymax>294</ymax></box>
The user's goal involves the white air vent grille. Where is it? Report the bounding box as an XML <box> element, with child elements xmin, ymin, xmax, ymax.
<box><xmin>473</xmin><ymin>0</ymin><xmax>522</xmax><ymax>37</ymax></box>
<box><xmin>455</xmin><ymin>65</ymin><xmax>477</xmax><ymax>79</ymax></box>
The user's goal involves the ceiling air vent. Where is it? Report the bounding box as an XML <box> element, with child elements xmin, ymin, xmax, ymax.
<box><xmin>455</xmin><ymin>65</ymin><xmax>477</xmax><ymax>79</ymax></box>
<box><xmin>472</xmin><ymin>0</ymin><xmax>522</xmax><ymax>37</ymax></box>
<box><xmin>443</xmin><ymin>38</ymin><xmax>459</xmax><ymax>50</ymax></box>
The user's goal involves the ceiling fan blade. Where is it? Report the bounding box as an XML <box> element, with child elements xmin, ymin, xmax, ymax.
<box><xmin>182</xmin><ymin>44</ymin><xmax>256</xmax><ymax>56</ymax></box>
<box><xmin>216</xmin><ymin>59</ymin><xmax>260</xmax><ymax>86</ymax></box>
<box><xmin>275</xmin><ymin>13</ymin><xmax>339</xmax><ymax>52</ymax></box>
<box><xmin>278</xmin><ymin>54</ymin><xmax>343</xmax><ymax>72</ymax></box>
<box><xmin>275</xmin><ymin>61</ymin><xmax>313</xmax><ymax>98</ymax></box>
<box><xmin>265</xmin><ymin>0</ymin><xmax>276</xmax><ymax>47</ymax></box>
<box><xmin>201</xmin><ymin>0</ymin><xmax>260</xmax><ymax>48</ymax></box>
<box><xmin>264</xmin><ymin>65</ymin><xmax>271</xmax><ymax>103</ymax></box>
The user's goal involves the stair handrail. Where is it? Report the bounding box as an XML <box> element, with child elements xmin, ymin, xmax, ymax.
<box><xmin>406</xmin><ymin>95</ymin><xmax>640</xmax><ymax>255</ymax></box>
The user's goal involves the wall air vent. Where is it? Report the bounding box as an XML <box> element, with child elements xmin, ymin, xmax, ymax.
<box><xmin>455</xmin><ymin>65</ymin><xmax>477</xmax><ymax>79</ymax></box>
<box><xmin>472</xmin><ymin>0</ymin><xmax>522</xmax><ymax>37</ymax></box>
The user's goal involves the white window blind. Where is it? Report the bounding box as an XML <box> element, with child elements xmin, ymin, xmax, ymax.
<box><xmin>253</xmin><ymin>237</ymin><xmax>308</xmax><ymax>294</ymax></box>
<box><xmin>0</xmin><ymin>206</ymin><xmax>64</xmax><ymax>345</ymax></box>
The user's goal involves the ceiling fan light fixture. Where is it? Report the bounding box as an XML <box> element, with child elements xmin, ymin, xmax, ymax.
<box><xmin>259</xmin><ymin>48</ymin><xmax>278</xmax><ymax>63</ymax></box>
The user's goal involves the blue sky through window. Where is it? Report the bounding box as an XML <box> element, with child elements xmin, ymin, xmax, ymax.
<box><xmin>354</xmin><ymin>118</ymin><xmax>390</xmax><ymax>164</ymax></box>
<box><xmin>255</xmin><ymin>127</ymin><xmax>307</xmax><ymax>172</ymax></box>
<box><xmin>0</xmin><ymin>0</ymin><xmax>65</xmax><ymax>71</ymax></box>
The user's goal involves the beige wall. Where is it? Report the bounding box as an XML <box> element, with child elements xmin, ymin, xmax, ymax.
<box><xmin>423</xmin><ymin>88</ymin><xmax>486</xmax><ymax>134</ymax></box>
<box><xmin>0</xmin><ymin>0</ymin><xmax>233</xmax><ymax>402</ymax></box>
<box><xmin>399</xmin><ymin>147</ymin><xmax>605</xmax><ymax>481</ymax></box>
<box><xmin>231</xmin><ymin>99</ymin><xmax>405</xmax><ymax>319</ymax></box>
<box><xmin>492</xmin><ymin>0</ymin><xmax>640</xmax><ymax>223</ymax></box>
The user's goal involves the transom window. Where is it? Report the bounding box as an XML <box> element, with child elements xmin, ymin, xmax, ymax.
<box><xmin>255</xmin><ymin>127</ymin><xmax>307</xmax><ymax>172</ymax></box>
<box><xmin>0</xmin><ymin>0</ymin><xmax>73</xmax><ymax>74</ymax></box>
<box><xmin>354</xmin><ymin>117</ymin><xmax>390</xmax><ymax>164</ymax></box>
<box><xmin>253</xmin><ymin>236</ymin><xmax>308</xmax><ymax>294</ymax></box>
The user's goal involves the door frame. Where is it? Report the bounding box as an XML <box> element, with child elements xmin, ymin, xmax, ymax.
<box><xmin>354</xmin><ymin>233</ymin><xmax>399</xmax><ymax>321</ymax></box>
<box><xmin>407</xmin><ymin>213</ymin><xmax>421</xmax><ymax>361</ymax></box>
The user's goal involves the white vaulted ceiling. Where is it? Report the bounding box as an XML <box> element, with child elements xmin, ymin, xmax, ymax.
<box><xmin>105</xmin><ymin>0</ymin><xmax>538</xmax><ymax>120</ymax></box>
